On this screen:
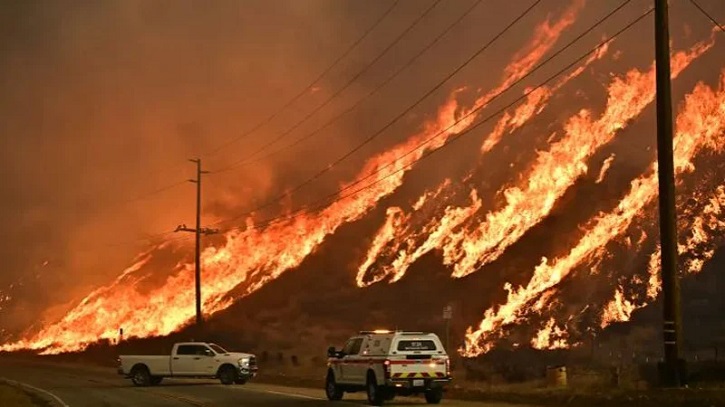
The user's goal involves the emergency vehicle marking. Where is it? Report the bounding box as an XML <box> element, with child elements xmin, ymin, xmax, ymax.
<box><xmin>391</xmin><ymin>372</ymin><xmax>447</xmax><ymax>378</ymax></box>
<box><xmin>328</xmin><ymin>359</ymin><xmax>446</xmax><ymax>365</ymax></box>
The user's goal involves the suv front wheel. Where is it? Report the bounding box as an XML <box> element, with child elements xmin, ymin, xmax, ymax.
<box><xmin>325</xmin><ymin>371</ymin><xmax>343</xmax><ymax>401</ymax></box>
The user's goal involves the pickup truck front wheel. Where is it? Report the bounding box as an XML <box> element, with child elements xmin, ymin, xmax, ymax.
<box><xmin>218</xmin><ymin>365</ymin><xmax>237</xmax><ymax>385</ymax></box>
<box><xmin>130</xmin><ymin>365</ymin><xmax>151</xmax><ymax>387</ymax></box>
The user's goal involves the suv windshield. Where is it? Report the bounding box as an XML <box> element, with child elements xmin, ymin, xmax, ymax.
<box><xmin>397</xmin><ymin>340</ymin><xmax>437</xmax><ymax>351</ymax></box>
<box><xmin>209</xmin><ymin>344</ymin><xmax>227</xmax><ymax>354</ymax></box>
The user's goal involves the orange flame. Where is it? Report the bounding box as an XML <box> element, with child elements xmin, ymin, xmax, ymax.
<box><xmin>356</xmin><ymin>8</ymin><xmax>602</xmax><ymax>286</ymax></box>
<box><xmin>357</xmin><ymin>188</ymin><xmax>482</xmax><ymax>286</ymax></box>
<box><xmin>1</xmin><ymin>2</ymin><xmax>588</xmax><ymax>353</ymax></box>
<box><xmin>481</xmin><ymin>41</ymin><xmax>609</xmax><ymax>154</ymax></box>
<box><xmin>462</xmin><ymin>67</ymin><xmax>725</xmax><ymax>357</ymax></box>
<box><xmin>644</xmin><ymin>183</ymin><xmax>725</xmax><ymax>296</ymax></box>
<box><xmin>595</xmin><ymin>154</ymin><xmax>616</xmax><ymax>184</ymax></box>
<box><xmin>600</xmin><ymin>287</ymin><xmax>636</xmax><ymax>328</ymax></box>
<box><xmin>449</xmin><ymin>38</ymin><xmax>714</xmax><ymax>279</ymax></box>
<box><xmin>357</xmin><ymin>207</ymin><xmax>410</xmax><ymax>287</ymax></box>
<box><xmin>457</xmin><ymin>0</ymin><xmax>585</xmax><ymax>133</ymax></box>
<box><xmin>602</xmin><ymin>182</ymin><xmax>725</xmax><ymax>327</ymax></box>
<box><xmin>531</xmin><ymin>317</ymin><xmax>573</xmax><ymax>350</ymax></box>
<box><xmin>357</xmin><ymin>39</ymin><xmax>712</xmax><ymax>287</ymax></box>
<box><xmin>1</xmin><ymin>90</ymin><xmax>477</xmax><ymax>354</ymax></box>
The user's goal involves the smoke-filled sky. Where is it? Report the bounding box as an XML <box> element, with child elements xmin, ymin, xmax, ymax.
<box><xmin>0</xmin><ymin>0</ymin><xmax>723</xmax><ymax>339</ymax></box>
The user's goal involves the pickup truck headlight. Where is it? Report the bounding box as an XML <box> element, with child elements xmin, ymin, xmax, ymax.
<box><xmin>238</xmin><ymin>357</ymin><xmax>250</xmax><ymax>367</ymax></box>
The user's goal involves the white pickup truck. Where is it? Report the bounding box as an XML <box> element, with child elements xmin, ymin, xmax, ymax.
<box><xmin>118</xmin><ymin>342</ymin><xmax>257</xmax><ymax>386</ymax></box>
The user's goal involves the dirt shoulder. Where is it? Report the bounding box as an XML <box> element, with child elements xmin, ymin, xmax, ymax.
<box><xmin>0</xmin><ymin>383</ymin><xmax>48</xmax><ymax>407</ymax></box>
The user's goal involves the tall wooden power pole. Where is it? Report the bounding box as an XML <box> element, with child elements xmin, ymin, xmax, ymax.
<box><xmin>654</xmin><ymin>0</ymin><xmax>684</xmax><ymax>386</ymax></box>
<box><xmin>176</xmin><ymin>158</ymin><xmax>218</xmax><ymax>327</ymax></box>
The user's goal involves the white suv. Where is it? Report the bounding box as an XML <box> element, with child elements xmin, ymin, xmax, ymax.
<box><xmin>325</xmin><ymin>330</ymin><xmax>451</xmax><ymax>405</ymax></box>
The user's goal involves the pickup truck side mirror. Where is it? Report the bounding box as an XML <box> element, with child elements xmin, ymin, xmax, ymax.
<box><xmin>327</xmin><ymin>346</ymin><xmax>338</xmax><ymax>358</ymax></box>
<box><xmin>204</xmin><ymin>349</ymin><xmax>215</xmax><ymax>357</ymax></box>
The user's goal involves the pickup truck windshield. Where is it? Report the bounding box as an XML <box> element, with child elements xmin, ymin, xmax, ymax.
<box><xmin>209</xmin><ymin>344</ymin><xmax>227</xmax><ymax>354</ymax></box>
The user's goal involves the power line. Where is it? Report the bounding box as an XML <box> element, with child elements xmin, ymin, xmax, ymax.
<box><xmin>688</xmin><ymin>0</ymin><xmax>725</xmax><ymax>32</ymax></box>
<box><xmin>92</xmin><ymin>1</ymin><xmax>401</xmax><ymax>214</ymax></box>
<box><xmin>217</xmin><ymin>4</ymin><xmax>653</xmax><ymax>237</ymax></box>
<box><xmin>203</xmin><ymin>0</ymin><xmax>401</xmax><ymax>157</ymax></box>
<box><xmin>209</xmin><ymin>0</ymin><xmax>545</xmax><ymax>227</ymax></box>
<box><xmin>76</xmin><ymin>0</ymin><xmax>648</xmax><ymax>252</ymax></box>
<box><xmin>112</xmin><ymin>179</ymin><xmax>188</xmax><ymax>207</ymax></box>
<box><xmin>213</xmin><ymin>0</ymin><xmax>486</xmax><ymax>174</ymax></box>
<box><xmin>212</xmin><ymin>0</ymin><xmax>443</xmax><ymax>173</ymax></box>
<box><xmin>85</xmin><ymin>0</ymin><xmax>434</xmax><ymax>249</ymax></box>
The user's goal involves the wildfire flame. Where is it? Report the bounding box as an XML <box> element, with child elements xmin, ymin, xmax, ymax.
<box><xmin>600</xmin><ymin>287</ymin><xmax>636</xmax><ymax>329</ymax></box>
<box><xmin>531</xmin><ymin>317</ymin><xmax>574</xmax><ymax>350</ymax></box>
<box><xmin>599</xmin><ymin>182</ymin><xmax>725</xmax><ymax>328</ymax></box>
<box><xmin>462</xmin><ymin>67</ymin><xmax>725</xmax><ymax>356</ymax></box>
<box><xmin>357</xmin><ymin>37</ymin><xmax>715</xmax><ymax>287</ymax></box>
<box><xmin>0</xmin><ymin>1</ymin><xmax>590</xmax><ymax>355</ymax></box>
<box><xmin>2</xmin><ymin>5</ymin><xmax>723</xmax><ymax>359</ymax></box>
<box><xmin>449</xmin><ymin>38</ymin><xmax>715</xmax><ymax>279</ymax></box>
<box><xmin>596</xmin><ymin>154</ymin><xmax>616</xmax><ymax>184</ymax></box>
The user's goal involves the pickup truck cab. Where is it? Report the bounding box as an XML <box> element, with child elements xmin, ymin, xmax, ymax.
<box><xmin>118</xmin><ymin>342</ymin><xmax>257</xmax><ymax>386</ymax></box>
<box><xmin>326</xmin><ymin>331</ymin><xmax>451</xmax><ymax>405</ymax></box>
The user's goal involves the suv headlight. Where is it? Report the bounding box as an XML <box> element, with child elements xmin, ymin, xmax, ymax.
<box><xmin>238</xmin><ymin>357</ymin><xmax>250</xmax><ymax>367</ymax></box>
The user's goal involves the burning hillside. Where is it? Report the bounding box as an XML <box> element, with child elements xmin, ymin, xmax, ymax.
<box><xmin>1</xmin><ymin>1</ymin><xmax>724</xmax><ymax>359</ymax></box>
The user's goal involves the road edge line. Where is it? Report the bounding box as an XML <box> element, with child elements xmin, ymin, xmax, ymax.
<box><xmin>0</xmin><ymin>377</ymin><xmax>70</xmax><ymax>407</ymax></box>
<box><xmin>262</xmin><ymin>389</ymin><xmax>324</xmax><ymax>400</ymax></box>
<box><xmin>235</xmin><ymin>385</ymin><xmax>325</xmax><ymax>400</ymax></box>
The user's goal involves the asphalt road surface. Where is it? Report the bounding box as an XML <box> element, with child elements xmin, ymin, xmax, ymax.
<box><xmin>0</xmin><ymin>358</ymin><xmax>527</xmax><ymax>407</ymax></box>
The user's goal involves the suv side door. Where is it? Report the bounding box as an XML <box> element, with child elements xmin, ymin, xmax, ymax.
<box><xmin>336</xmin><ymin>338</ymin><xmax>356</xmax><ymax>384</ymax></box>
<box><xmin>343</xmin><ymin>337</ymin><xmax>365</xmax><ymax>385</ymax></box>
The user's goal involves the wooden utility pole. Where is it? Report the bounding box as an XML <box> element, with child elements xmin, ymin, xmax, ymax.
<box><xmin>654</xmin><ymin>0</ymin><xmax>684</xmax><ymax>387</ymax></box>
<box><xmin>443</xmin><ymin>304</ymin><xmax>452</xmax><ymax>350</ymax></box>
<box><xmin>176</xmin><ymin>158</ymin><xmax>218</xmax><ymax>327</ymax></box>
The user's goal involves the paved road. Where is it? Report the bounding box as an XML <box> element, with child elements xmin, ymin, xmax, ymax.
<box><xmin>0</xmin><ymin>358</ymin><xmax>523</xmax><ymax>407</ymax></box>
